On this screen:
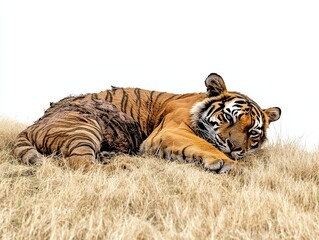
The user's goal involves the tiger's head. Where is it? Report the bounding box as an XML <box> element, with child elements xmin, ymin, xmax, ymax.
<box><xmin>191</xmin><ymin>73</ymin><xmax>281</xmax><ymax>160</ymax></box>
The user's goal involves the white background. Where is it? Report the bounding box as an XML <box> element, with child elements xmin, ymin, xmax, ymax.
<box><xmin>1</xmin><ymin>1</ymin><xmax>318</xmax><ymax>150</ymax></box>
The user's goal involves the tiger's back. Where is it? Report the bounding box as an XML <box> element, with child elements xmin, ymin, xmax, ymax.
<box><xmin>76</xmin><ymin>86</ymin><xmax>203</xmax><ymax>136</ymax></box>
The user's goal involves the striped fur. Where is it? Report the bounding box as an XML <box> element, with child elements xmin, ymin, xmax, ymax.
<box><xmin>14</xmin><ymin>73</ymin><xmax>281</xmax><ymax>173</ymax></box>
<box><xmin>14</xmin><ymin>96</ymin><xmax>144</xmax><ymax>171</ymax></box>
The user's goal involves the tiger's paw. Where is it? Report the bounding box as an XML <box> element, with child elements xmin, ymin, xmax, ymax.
<box><xmin>204</xmin><ymin>159</ymin><xmax>245</xmax><ymax>174</ymax></box>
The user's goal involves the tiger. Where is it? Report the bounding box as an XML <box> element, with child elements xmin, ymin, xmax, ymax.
<box><xmin>14</xmin><ymin>73</ymin><xmax>281</xmax><ymax>173</ymax></box>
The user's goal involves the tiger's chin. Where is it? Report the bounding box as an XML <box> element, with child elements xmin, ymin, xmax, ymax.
<box><xmin>224</xmin><ymin>147</ymin><xmax>261</xmax><ymax>160</ymax></box>
<box><xmin>225</xmin><ymin>151</ymin><xmax>246</xmax><ymax>161</ymax></box>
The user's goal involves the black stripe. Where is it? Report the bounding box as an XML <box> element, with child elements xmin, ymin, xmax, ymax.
<box><xmin>146</xmin><ymin>91</ymin><xmax>155</xmax><ymax>134</ymax></box>
<box><xmin>74</xmin><ymin>126</ymin><xmax>102</xmax><ymax>140</ymax></box>
<box><xmin>129</xmin><ymin>106</ymin><xmax>134</xmax><ymax>119</ymax></box>
<box><xmin>184</xmin><ymin>122</ymin><xmax>196</xmax><ymax>134</ymax></box>
<box><xmin>126</xmin><ymin>125</ymin><xmax>142</xmax><ymax>152</ymax></box>
<box><xmin>205</xmin><ymin>105</ymin><xmax>216</xmax><ymax>119</ymax></box>
<box><xmin>234</xmin><ymin>100</ymin><xmax>246</xmax><ymax>105</ymax></box>
<box><xmin>106</xmin><ymin>122</ymin><xmax>118</xmax><ymax>137</ymax></box>
<box><xmin>47</xmin><ymin>134</ymin><xmax>66</xmax><ymax>153</ymax></box>
<box><xmin>15</xmin><ymin>141</ymin><xmax>33</xmax><ymax>148</ymax></box>
<box><xmin>31</xmin><ymin>126</ymin><xmax>43</xmax><ymax>147</ymax></box>
<box><xmin>69</xmin><ymin>152</ymin><xmax>94</xmax><ymax>157</ymax></box>
<box><xmin>153</xmin><ymin>92</ymin><xmax>165</xmax><ymax>109</ymax></box>
<box><xmin>175</xmin><ymin>94</ymin><xmax>190</xmax><ymax>100</ymax></box>
<box><xmin>134</xmin><ymin>88</ymin><xmax>141</xmax><ymax>125</ymax></box>
<box><xmin>56</xmin><ymin>138</ymin><xmax>68</xmax><ymax>154</ymax></box>
<box><xmin>158</xmin><ymin>94</ymin><xmax>179</xmax><ymax>110</ymax></box>
<box><xmin>213</xmin><ymin>106</ymin><xmax>224</xmax><ymax>114</ymax></box>
<box><xmin>156</xmin><ymin>117</ymin><xmax>165</xmax><ymax>131</ymax></box>
<box><xmin>68</xmin><ymin>142</ymin><xmax>96</xmax><ymax>155</ymax></box>
<box><xmin>17</xmin><ymin>147</ymin><xmax>35</xmax><ymax>158</ymax></box>
<box><xmin>121</xmin><ymin>89</ymin><xmax>128</xmax><ymax>113</ymax></box>
<box><xmin>215</xmin><ymin>136</ymin><xmax>224</xmax><ymax>146</ymax></box>
<box><xmin>181</xmin><ymin>145</ymin><xmax>191</xmax><ymax>160</ymax></box>
<box><xmin>105</xmin><ymin>90</ymin><xmax>113</xmax><ymax>102</ymax></box>
<box><xmin>112</xmin><ymin>86</ymin><xmax>120</xmax><ymax>94</ymax></box>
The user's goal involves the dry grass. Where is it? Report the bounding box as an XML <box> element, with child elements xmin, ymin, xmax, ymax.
<box><xmin>0</xmin><ymin>117</ymin><xmax>319</xmax><ymax>240</ymax></box>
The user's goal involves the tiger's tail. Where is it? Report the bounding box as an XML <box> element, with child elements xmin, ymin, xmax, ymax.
<box><xmin>14</xmin><ymin>130</ymin><xmax>42</xmax><ymax>165</ymax></box>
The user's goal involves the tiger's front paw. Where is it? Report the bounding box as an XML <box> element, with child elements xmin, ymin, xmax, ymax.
<box><xmin>204</xmin><ymin>158</ymin><xmax>245</xmax><ymax>174</ymax></box>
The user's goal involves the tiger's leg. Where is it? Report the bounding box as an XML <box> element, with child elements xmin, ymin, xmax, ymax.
<box><xmin>13</xmin><ymin>127</ymin><xmax>101</xmax><ymax>170</ymax></box>
<box><xmin>14</xmin><ymin>130</ymin><xmax>42</xmax><ymax>165</ymax></box>
<box><xmin>140</xmin><ymin>125</ymin><xmax>244</xmax><ymax>174</ymax></box>
<box><xmin>64</xmin><ymin>148</ymin><xmax>129</xmax><ymax>172</ymax></box>
<box><xmin>61</xmin><ymin>140</ymin><xmax>129</xmax><ymax>172</ymax></box>
<box><xmin>60</xmin><ymin>133</ymin><xmax>131</xmax><ymax>172</ymax></box>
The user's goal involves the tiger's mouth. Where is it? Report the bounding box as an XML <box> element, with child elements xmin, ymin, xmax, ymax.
<box><xmin>215</xmin><ymin>135</ymin><xmax>246</xmax><ymax>160</ymax></box>
<box><xmin>226</xmin><ymin>151</ymin><xmax>246</xmax><ymax>160</ymax></box>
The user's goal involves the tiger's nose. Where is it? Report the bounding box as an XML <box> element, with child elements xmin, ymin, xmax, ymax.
<box><xmin>227</xmin><ymin>140</ymin><xmax>240</xmax><ymax>151</ymax></box>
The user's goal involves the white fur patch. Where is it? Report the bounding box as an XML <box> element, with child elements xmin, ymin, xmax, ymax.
<box><xmin>190</xmin><ymin>100</ymin><xmax>208</xmax><ymax>125</ymax></box>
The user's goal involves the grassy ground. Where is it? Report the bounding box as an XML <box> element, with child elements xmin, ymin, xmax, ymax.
<box><xmin>0</xmin><ymin>118</ymin><xmax>318</xmax><ymax>240</ymax></box>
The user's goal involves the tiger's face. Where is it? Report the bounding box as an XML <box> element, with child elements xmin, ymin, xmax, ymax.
<box><xmin>191</xmin><ymin>73</ymin><xmax>281</xmax><ymax>160</ymax></box>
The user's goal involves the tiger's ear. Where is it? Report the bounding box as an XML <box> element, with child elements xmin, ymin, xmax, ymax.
<box><xmin>205</xmin><ymin>73</ymin><xmax>227</xmax><ymax>97</ymax></box>
<box><xmin>263</xmin><ymin>107</ymin><xmax>281</xmax><ymax>123</ymax></box>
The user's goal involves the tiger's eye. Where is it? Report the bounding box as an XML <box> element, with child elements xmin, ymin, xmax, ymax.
<box><xmin>249</xmin><ymin>130</ymin><xmax>259</xmax><ymax>137</ymax></box>
<box><xmin>224</xmin><ymin>113</ymin><xmax>234</xmax><ymax>125</ymax></box>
